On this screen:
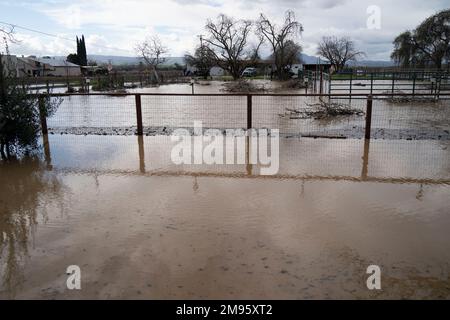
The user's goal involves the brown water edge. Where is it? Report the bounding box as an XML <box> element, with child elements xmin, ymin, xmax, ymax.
<box><xmin>0</xmin><ymin>135</ymin><xmax>449</xmax><ymax>299</ymax></box>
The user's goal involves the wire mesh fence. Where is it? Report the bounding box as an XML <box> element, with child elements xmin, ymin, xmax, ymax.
<box><xmin>140</xmin><ymin>95</ymin><xmax>247</xmax><ymax>133</ymax></box>
<box><xmin>329</xmin><ymin>70</ymin><xmax>450</xmax><ymax>95</ymax></box>
<box><xmin>43</xmin><ymin>134</ymin><xmax>450</xmax><ymax>183</ymax></box>
<box><xmin>43</xmin><ymin>93</ymin><xmax>450</xmax><ymax>140</ymax></box>
<box><xmin>47</xmin><ymin>94</ymin><xmax>137</xmax><ymax>135</ymax></box>
<box><xmin>369</xmin><ymin>97</ymin><xmax>450</xmax><ymax>140</ymax></box>
<box><xmin>253</xmin><ymin>95</ymin><xmax>367</xmax><ymax>137</ymax></box>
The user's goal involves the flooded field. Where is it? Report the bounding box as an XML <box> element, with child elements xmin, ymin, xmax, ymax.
<box><xmin>1</xmin><ymin>135</ymin><xmax>449</xmax><ymax>299</ymax></box>
<box><xmin>45</xmin><ymin>85</ymin><xmax>450</xmax><ymax>140</ymax></box>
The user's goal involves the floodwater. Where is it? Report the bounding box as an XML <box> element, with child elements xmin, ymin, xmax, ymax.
<box><xmin>1</xmin><ymin>134</ymin><xmax>449</xmax><ymax>299</ymax></box>
<box><xmin>45</xmin><ymin>82</ymin><xmax>450</xmax><ymax>140</ymax></box>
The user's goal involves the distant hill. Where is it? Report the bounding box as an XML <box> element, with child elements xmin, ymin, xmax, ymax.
<box><xmin>300</xmin><ymin>53</ymin><xmax>329</xmax><ymax>64</ymax></box>
<box><xmin>299</xmin><ymin>53</ymin><xmax>394</xmax><ymax>67</ymax></box>
<box><xmin>346</xmin><ymin>60</ymin><xmax>395</xmax><ymax>67</ymax></box>
<box><xmin>87</xmin><ymin>55</ymin><xmax>185</xmax><ymax>66</ymax></box>
<box><xmin>53</xmin><ymin>55</ymin><xmax>185</xmax><ymax>66</ymax></box>
<box><xmin>52</xmin><ymin>53</ymin><xmax>394</xmax><ymax>68</ymax></box>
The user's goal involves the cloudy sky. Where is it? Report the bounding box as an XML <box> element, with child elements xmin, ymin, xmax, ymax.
<box><xmin>0</xmin><ymin>0</ymin><xmax>448</xmax><ymax>60</ymax></box>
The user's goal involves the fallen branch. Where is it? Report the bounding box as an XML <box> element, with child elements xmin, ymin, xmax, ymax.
<box><xmin>279</xmin><ymin>98</ymin><xmax>364</xmax><ymax>119</ymax></box>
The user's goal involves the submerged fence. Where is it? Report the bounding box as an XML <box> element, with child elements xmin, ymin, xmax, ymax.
<box><xmin>40</xmin><ymin>132</ymin><xmax>450</xmax><ymax>185</ymax></box>
<box><xmin>38</xmin><ymin>92</ymin><xmax>450</xmax><ymax>140</ymax></box>
<box><xmin>330</xmin><ymin>70</ymin><xmax>450</xmax><ymax>95</ymax></box>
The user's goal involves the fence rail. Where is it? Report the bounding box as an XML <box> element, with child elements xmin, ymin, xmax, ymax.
<box><xmin>330</xmin><ymin>70</ymin><xmax>450</xmax><ymax>95</ymax></box>
<box><xmin>38</xmin><ymin>92</ymin><xmax>450</xmax><ymax>141</ymax></box>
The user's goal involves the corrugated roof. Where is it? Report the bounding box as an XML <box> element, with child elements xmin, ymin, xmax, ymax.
<box><xmin>34</xmin><ymin>57</ymin><xmax>80</xmax><ymax>68</ymax></box>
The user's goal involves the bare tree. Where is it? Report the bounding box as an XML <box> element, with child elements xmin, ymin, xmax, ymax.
<box><xmin>135</xmin><ymin>35</ymin><xmax>169</xmax><ymax>83</ymax></box>
<box><xmin>317</xmin><ymin>36</ymin><xmax>364</xmax><ymax>72</ymax></box>
<box><xmin>1</xmin><ymin>26</ymin><xmax>18</xmax><ymax>98</ymax></box>
<box><xmin>184</xmin><ymin>44</ymin><xmax>216</xmax><ymax>79</ymax></box>
<box><xmin>203</xmin><ymin>14</ymin><xmax>262</xmax><ymax>80</ymax></box>
<box><xmin>257</xmin><ymin>10</ymin><xmax>303</xmax><ymax>79</ymax></box>
<box><xmin>271</xmin><ymin>40</ymin><xmax>302</xmax><ymax>76</ymax></box>
<box><xmin>0</xmin><ymin>25</ymin><xmax>17</xmax><ymax>47</ymax></box>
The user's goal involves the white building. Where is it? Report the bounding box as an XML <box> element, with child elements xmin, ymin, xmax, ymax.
<box><xmin>1</xmin><ymin>55</ymin><xmax>82</xmax><ymax>77</ymax></box>
<box><xmin>185</xmin><ymin>62</ymin><xmax>227</xmax><ymax>77</ymax></box>
<box><xmin>33</xmin><ymin>57</ymin><xmax>81</xmax><ymax>77</ymax></box>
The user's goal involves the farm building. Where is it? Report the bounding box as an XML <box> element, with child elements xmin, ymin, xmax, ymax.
<box><xmin>0</xmin><ymin>55</ymin><xmax>82</xmax><ymax>77</ymax></box>
<box><xmin>32</xmin><ymin>57</ymin><xmax>82</xmax><ymax>77</ymax></box>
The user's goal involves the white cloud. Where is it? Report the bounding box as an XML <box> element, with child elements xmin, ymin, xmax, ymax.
<box><xmin>8</xmin><ymin>33</ymin><xmax>74</xmax><ymax>56</ymax></box>
<box><xmin>5</xmin><ymin>0</ymin><xmax>449</xmax><ymax>60</ymax></box>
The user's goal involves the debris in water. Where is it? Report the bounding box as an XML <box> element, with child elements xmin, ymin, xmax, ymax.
<box><xmin>279</xmin><ymin>98</ymin><xmax>364</xmax><ymax>120</ymax></box>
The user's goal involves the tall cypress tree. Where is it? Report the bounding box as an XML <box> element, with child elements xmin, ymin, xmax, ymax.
<box><xmin>80</xmin><ymin>35</ymin><xmax>87</xmax><ymax>66</ymax></box>
<box><xmin>76</xmin><ymin>36</ymin><xmax>80</xmax><ymax>59</ymax></box>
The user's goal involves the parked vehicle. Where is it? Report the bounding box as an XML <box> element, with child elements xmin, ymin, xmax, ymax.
<box><xmin>242</xmin><ymin>67</ymin><xmax>257</xmax><ymax>77</ymax></box>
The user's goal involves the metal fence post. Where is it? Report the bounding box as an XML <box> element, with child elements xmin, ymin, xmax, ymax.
<box><xmin>247</xmin><ymin>94</ymin><xmax>252</xmax><ymax>130</ymax></box>
<box><xmin>365</xmin><ymin>95</ymin><xmax>373</xmax><ymax>140</ymax></box>
<box><xmin>135</xmin><ymin>94</ymin><xmax>143</xmax><ymax>135</ymax></box>
<box><xmin>437</xmin><ymin>73</ymin><xmax>441</xmax><ymax>99</ymax></box>
<box><xmin>349</xmin><ymin>72</ymin><xmax>353</xmax><ymax>95</ymax></box>
<box><xmin>391</xmin><ymin>72</ymin><xmax>395</xmax><ymax>94</ymax></box>
<box><xmin>38</xmin><ymin>94</ymin><xmax>48</xmax><ymax>135</ymax></box>
<box><xmin>370</xmin><ymin>73</ymin><xmax>374</xmax><ymax>95</ymax></box>
<box><xmin>319</xmin><ymin>67</ymin><xmax>323</xmax><ymax>94</ymax></box>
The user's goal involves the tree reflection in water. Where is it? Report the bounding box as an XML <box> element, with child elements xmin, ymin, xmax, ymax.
<box><xmin>0</xmin><ymin>155</ymin><xmax>63</xmax><ymax>297</ymax></box>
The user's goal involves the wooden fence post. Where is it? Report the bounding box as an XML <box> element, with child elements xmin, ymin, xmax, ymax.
<box><xmin>38</xmin><ymin>94</ymin><xmax>48</xmax><ymax>135</ymax></box>
<box><xmin>247</xmin><ymin>95</ymin><xmax>252</xmax><ymax>130</ymax></box>
<box><xmin>365</xmin><ymin>95</ymin><xmax>373</xmax><ymax>140</ymax></box>
<box><xmin>135</xmin><ymin>94</ymin><xmax>143</xmax><ymax>135</ymax></box>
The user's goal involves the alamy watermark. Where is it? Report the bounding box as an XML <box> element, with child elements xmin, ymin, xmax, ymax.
<box><xmin>366</xmin><ymin>265</ymin><xmax>381</xmax><ymax>290</ymax></box>
<box><xmin>170</xmin><ymin>121</ymin><xmax>279</xmax><ymax>175</ymax></box>
<box><xmin>66</xmin><ymin>265</ymin><xmax>81</xmax><ymax>290</ymax></box>
<box><xmin>367</xmin><ymin>5</ymin><xmax>381</xmax><ymax>30</ymax></box>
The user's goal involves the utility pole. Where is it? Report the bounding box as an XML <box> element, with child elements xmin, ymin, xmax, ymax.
<box><xmin>197</xmin><ymin>34</ymin><xmax>206</xmax><ymax>79</ymax></box>
<box><xmin>198</xmin><ymin>34</ymin><xmax>204</xmax><ymax>48</ymax></box>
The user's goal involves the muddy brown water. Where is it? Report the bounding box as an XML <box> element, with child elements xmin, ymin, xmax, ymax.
<box><xmin>0</xmin><ymin>135</ymin><xmax>449</xmax><ymax>299</ymax></box>
<box><xmin>45</xmin><ymin>81</ymin><xmax>450</xmax><ymax>140</ymax></box>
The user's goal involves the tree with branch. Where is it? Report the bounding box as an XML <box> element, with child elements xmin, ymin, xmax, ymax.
<box><xmin>391</xmin><ymin>31</ymin><xmax>419</xmax><ymax>68</ymax></box>
<box><xmin>184</xmin><ymin>44</ymin><xmax>216</xmax><ymax>79</ymax></box>
<box><xmin>271</xmin><ymin>40</ymin><xmax>301</xmax><ymax>76</ymax></box>
<box><xmin>257</xmin><ymin>10</ymin><xmax>303</xmax><ymax>80</ymax></box>
<box><xmin>203</xmin><ymin>14</ymin><xmax>262</xmax><ymax>80</ymax></box>
<box><xmin>1</xmin><ymin>35</ymin><xmax>61</xmax><ymax>159</ymax></box>
<box><xmin>136</xmin><ymin>35</ymin><xmax>169</xmax><ymax>83</ymax></box>
<box><xmin>391</xmin><ymin>9</ymin><xmax>450</xmax><ymax>69</ymax></box>
<box><xmin>0</xmin><ymin>25</ymin><xmax>17</xmax><ymax>46</ymax></box>
<box><xmin>317</xmin><ymin>36</ymin><xmax>364</xmax><ymax>72</ymax></box>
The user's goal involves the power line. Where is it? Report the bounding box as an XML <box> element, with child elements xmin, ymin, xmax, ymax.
<box><xmin>0</xmin><ymin>20</ymin><xmax>134</xmax><ymax>54</ymax></box>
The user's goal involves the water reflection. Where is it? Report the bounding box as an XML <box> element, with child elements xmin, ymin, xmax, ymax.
<box><xmin>45</xmin><ymin>133</ymin><xmax>450</xmax><ymax>184</ymax></box>
<box><xmin>0</xmin><ymin>156</ymin><xmax>63</xmax><ymax>297</ymax></box>
<box><xmin>361</xmin><ymin>138</ymin><xmax>370</xmax><ymax>180</ymax></box>
<box><xmin>0</xmin><ymin>134</ymin><xmax>449</xmax><ymax>299</ymax></box>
